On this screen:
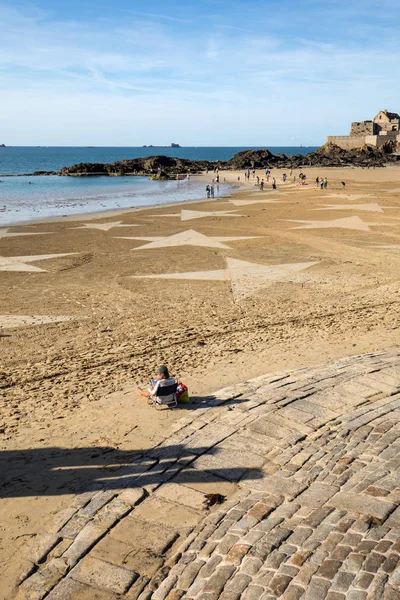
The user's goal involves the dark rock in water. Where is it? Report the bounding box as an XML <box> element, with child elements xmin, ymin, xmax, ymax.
<box><xmin>31</xmin><ymin>171</ymin><xmax>58</xmax><ymax>176</ymax></box>
<box><xmin>0</xmin><ymin>143</ymin><xmax>6</xmax><ymax>148</ymax></box>
<box><xmin>35</xmin><ymin>143</ymin><xmax>400</xmax><ymax>180</ymax></box>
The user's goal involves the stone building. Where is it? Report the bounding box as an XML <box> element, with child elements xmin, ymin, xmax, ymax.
<box><xmin>327</xmin><ymin>109</ymin><xmax>400</xmax><ymax>150</ymax></box>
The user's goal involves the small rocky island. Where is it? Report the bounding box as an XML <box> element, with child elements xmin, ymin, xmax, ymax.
<box><xmin>54</xmin><ymin>143</ymin><xmax>400</xmax><ymax>179</ymax></box>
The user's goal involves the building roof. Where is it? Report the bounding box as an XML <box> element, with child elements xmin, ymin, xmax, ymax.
<box><xmin>378</xmin><ymin>110</ymin><xmax>400</xmax><ymax>120</ymax></box>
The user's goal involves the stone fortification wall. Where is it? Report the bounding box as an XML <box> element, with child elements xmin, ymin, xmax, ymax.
<box><xmin>326</xmin><ymin>135</ymin><xmax>368</xmax><ymax>150</ymax></box>
<box><xmin>350</xmin><ymin>121</ymin><xmax>375</xmax><ymax>136</ymax></box>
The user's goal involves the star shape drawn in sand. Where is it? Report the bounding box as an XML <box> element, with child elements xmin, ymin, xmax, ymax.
<box><xmin>131</xmin><ymin>258</ymin><xmax>319</xmax><ymax>301</ymax></box>
<box><xmin>150</xmin><ymin>209</ymin><xmax>244</xmax><ymax>221</ymax></box>
<box><xmin>282</xmin><ymin>216</ymin><xmax>392</xmax><ymax>232</ymax></box>
<box><xmin>0</xmin><ymin>253</ymin><xmax>76</xmax><ymax>272</ymax></box>
<box><xmin>73</xmin><ymin>221</ymin><xmax>139</xmax><ymax>231</ymax></box>
<box><xmin>228</xmin><ymin>198</ymin><xmax>285</xmax><ymax>207</ymax></box>
<box><xmin>0</xmin><ymin>228</ymin><xmax>51</xmax><ymax>239</ymax></box>
<box><xmin>114</xmin><ymin>230</ymin><xmax>263</xmax><ymax>250</ymax></box>
<box><xmin>321</xmin><ymin>194</ymin><xmax>376</xmax><ymax>201</ymax></box>
<box><xmin>314</xmin><ymin>204</ymin><xmax>390</xmax><ymax>214</ymax></box>
<box><xmin>0</xmin><ymin>315</ymin><xmax>81</xmax><ymax>329</ymax></box>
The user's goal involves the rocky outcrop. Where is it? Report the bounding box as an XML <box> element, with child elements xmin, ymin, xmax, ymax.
<box><xmin>58</xmin><ymin>155</ymin><xmax>209</xmax><ymax>178</ymax></box>
<box><xmin>17</xmin><ymin>144</ymin><xmax>400</xmax><ymax>179</ymax></box>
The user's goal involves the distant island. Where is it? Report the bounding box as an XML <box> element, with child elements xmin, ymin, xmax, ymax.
<box><xmin>0</xmin><ymin>143</ymin><xmax>6</xmax><ymax>147</ymax></box>
<box><xmin>142</xmin><ymin>143</ymin><xmax>181</xmax><ymax>148</ymax></box>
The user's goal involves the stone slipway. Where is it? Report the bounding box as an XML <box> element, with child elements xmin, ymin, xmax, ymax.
<box><xmin>15</xmin><ymin>350</ymin><xmax>400</xmax><ymax>599</ymax></box>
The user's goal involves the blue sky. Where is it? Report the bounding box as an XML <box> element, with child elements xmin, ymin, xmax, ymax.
<box><xmin>1</xmin><ymin>0</ymin><xmax>400</xmax><ymax>146</ymax></box>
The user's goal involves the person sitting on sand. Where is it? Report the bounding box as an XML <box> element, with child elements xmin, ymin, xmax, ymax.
<box><xmin>137</xmin><ymin>366</ymin><xmax>177</xmax><ymax>404</ymax></box>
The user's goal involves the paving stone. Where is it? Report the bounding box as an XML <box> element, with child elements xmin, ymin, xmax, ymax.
<box><xmin>58</xmin><ymin>514</ymin><xmax>91</xmax><ymax>540</ymax></box>
<box><xmin>241</xmin><ymin>473</ymin><xmax>307</xmax><ymax>499</ymax></box>
<box><xmin>327</xmin><ymin>492</ymin><xmax>396</xmax><ymax>521</ymax></box>
<box><xmin>268</xmin><ymin>573</ymin><xmax>292</xmax><ymax>596</ymax></box>
<box><xmin>70</xmin><ymin>555</ymin><xmax>137</xmax><ymax>594</ymax></box>
<box><xmin>130</xmin><ymin>496</ymin><xmax>201</xmax><ymax>530</ymax></box>
<box><xmin>239</xmin><ymin>556</ymin><xmax>264</xmax><ymax>576</ymax></box>
<box><xmin>62</xmin><ymin>523</ymin><xmax>106</xmax><ymax>567</ymax></box>
<box><xmin>202</xmin><ymin>565</ymin><xmax>236</xmax><ymax>594</ymax></box>
<box><xmin>317</xmin><ymin>560</ymin><xmax>342</xmax><ymax>580</ymax></box>
<box><xmin>110</xmin><ymin>517</ymin><xmax>178</xmax><ymax>554</ymax></box>
<box><xmin>331</xmin><ymin>571</ymin><xmax>355</xmax><ymax>592</ymax></box>
<box><xmin>325</xmin><ymin>593</ymin><xmax>346</xmax><ymax>600</ymax></box>
<box><xmin>280</xmin><ymin>586</ymin><xmax>305</xmax><ymax>600</ymax></box>
<box><xmin>224</xmin><ymin>572</ymin><xmax>252</xmax><ymax>594</ymax></box>
<box><xmin>242</xmin><ymin>585</ymin><xmax>265</xmax><ymax>600</ymax></box>
<box><xmin>225</xmin><ymin>543</ymin><xmax>251</xmax><ymax>565</ymax></box>
<box><xmin>353</xmin><ymin>571</ymin><xmax>374</xmax><ymax>589</ymax></box>
<box><xmin>118</xmin><ymin>488</ymin><xmax>147</xmax><ymax>507</ymax></box>
<box><xmin>247</xmin><ymin>502</ymin><xmax>274</xmax><ymax>522</ymax></box>
<box><xmin>155</xmin><ymin>482</ymin><xmax>207</xmax><ymax>510</ymax></box>
<box><xmin>17</xmin><ymin>558</ymin><xmax>69</xmax><ymax>600</ymax></box>
<box><xmin>297</xmin><ymin>482</ymin><xmax>339</xmax><ymax>508</ymax></box>
<box><xmin>178</xmin><ymin>561</ymin><xmax>205</xmax><ymax>590</ymax></box>
<box><xmin>303</xmin><ymin>576</ymin><xmax>331</xmax><ymax>599</ymax></box>
<box><xmin>381</xmin><ymin>554</ymin><xmax>399</xmax><ymax>574</ymax></box>
<box><xmin>78</xmin><ymin>491</ymin><xmax>117</xmax><ymax>517</ymax></box>
<box><xmin>26</xmin><ymin>533</ymin><xmax>61</xmax><ymax>565</ymax></box>
<box><xmin>45</xmin><ymin>577</ymin><xmax>119</xmax><ymax>599</ymax></box>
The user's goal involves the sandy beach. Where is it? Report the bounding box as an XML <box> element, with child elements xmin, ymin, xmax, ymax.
<box><xmin>1</xmin><ymin>165</ymin><xmax>400</xmax><ymax>597</ymax></box>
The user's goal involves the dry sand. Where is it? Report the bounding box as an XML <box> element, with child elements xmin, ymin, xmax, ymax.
<box><xmin>1</xmin><ymin>165</ymin><xmax>400</xmax><ymax>596</ymax></box>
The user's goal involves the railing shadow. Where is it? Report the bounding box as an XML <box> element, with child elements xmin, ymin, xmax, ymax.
<box><xmin>0</xmin><ymin>440</ymin><xmax>262</xmax><ymax>499</ymax></box>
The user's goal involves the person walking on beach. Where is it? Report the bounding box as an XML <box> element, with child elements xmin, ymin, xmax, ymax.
<box><xmin>323</xmin><ymin>177</ymin><xmax>328</xmax><ymax>189</ymax></box>
<box><xmin>341</xmin><ymin>181</ymin><xmax>346</xmax><ymax>189</ymax></box>
<box><xmin>320</xmin><ymin>179</ymin><xmax>324</xmax><ymax>190</ymax></box>
<box><xmin>315</xmin><ymin>176</ymin><xmax>319</xmax><ymax>188</ymax></box>
<box><xmin>272</xmin><ymin>178</ymin><xmax>276</xmax><ymax>190</ymax></box>
<box><xmin>260</xmin><ymin>179</ymin><xmax>264</xmax><ymax>191</ymax></box>
<box><xmin>210</xmin><ymin>185</ymin><xmax>215</xmax><ymax>198</ymax></box>
<box><xmin>206</xmin><ymin>184</ymin><xmax>210</xmax><ymax>198</ymax></box>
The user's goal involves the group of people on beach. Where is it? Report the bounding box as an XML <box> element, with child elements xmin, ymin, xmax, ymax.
<box><xmin>316</xmin><ymin>176</ymin><xmax>328</xmax><ymax>189</ymax></box>
<box><xmin>205</xmin><ymin>184</ymin><xmax>215</xmax><ymax>198</ymax></box>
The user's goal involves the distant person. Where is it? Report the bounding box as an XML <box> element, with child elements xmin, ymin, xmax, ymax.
<box><xmin>272</xmin><ymin>178</ymin><xmax>276</xmax><ymax>190</ymax></box>
<box><xmin>323</xmin><ymin>177</ymin><xmax>328</xmax><ymax>189</ymax></box>
<box><xmin>315</xmin><ymin>176</ymin><xmax>319</xmax><ymax>187</ymax></box>
<box><xmin>320</xmin><ymin>179</ymin><xmax>324</xmax><ymax>190</ymax></box>
<box><xmin>341</xmin><ymin>181</ymin><xmax>346</xmax><ymax>189</ymax></box>
<box><xmin>210</xmin><ymin>185</ymin><xmax>215</xmax><ymax>198</ymax></box>
<box><xmin>206</xmin><ymin>184</ymin><xmax>210</xmax><ymax>198</ymax></box>
<box><xmin>260</xmin><ymin>179</ymin><xmax>264</xmax><ymax>191</ymax></box>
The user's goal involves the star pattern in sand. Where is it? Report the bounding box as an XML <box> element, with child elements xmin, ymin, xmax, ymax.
<box><xmin>73</xmin><ymin>221</ymin><xmax>139</xmax><ymax>231</ymax></box>
<box><xmin>314</xmin><ymin>204</ymin><xmax>389</xmax><ymax>214</ymax></box>
<box><xmin>321</xmin><ymin>194</ymin><xmax>376</xmax><ymax>201</ymax></box>
<box><xmin>131</xmin><ymin>258</ymin><xmax>319</xmax><ymax>300</ymax></box>
<box><xmin>228</xmin><ymin>199</ymin><xmax>285</xmax><ymax>207</ymax></box>
<box><xmin>282</xmin><ymin>216</ymin><xmax>391</xmax><ymax>232</ymax></box>
<box><xmin>373</xmin><ymin>245</ymin><xmax>400</xmax><ymax>249</ymax></box>
<box><xmin>0</xmin><ymin>228</ymin><xmax>51</xmax><ymax>239</ymax></box>
<box><xmin>0</xmin><ymin>253</ymin><xmax>76</xmax><ymax>272</ymax></box>
<box><xmin>150</xmin><ymin>209</ymin><xmax>243</xmax><ymax>221</ymax></box>
<box><xmin>114</xmin><ymin>230</ymin><xmax>263</xmax><ymax>250</ymax></box>
<box><xmin>0</xmin><ymin>315</ymin><xmax>80</xmax><ymax>329</ymax></box>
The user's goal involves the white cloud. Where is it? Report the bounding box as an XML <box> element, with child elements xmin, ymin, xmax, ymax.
<box><xmin>1</xmin><ymin>1</ymin><xmax>400</xmax><ymax>144</ymax></box>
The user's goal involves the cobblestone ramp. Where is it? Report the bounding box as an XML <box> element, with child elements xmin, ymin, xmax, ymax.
<box><xmin>16</xmin><ymin>351</ymin><xmax>400</xmax><ymax>600</ymax></box>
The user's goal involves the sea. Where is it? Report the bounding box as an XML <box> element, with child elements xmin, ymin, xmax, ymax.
<box><xmin>0</xmin><ymin>146</ymin><xmax>317</xmax><ymax>226</ymax></box>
